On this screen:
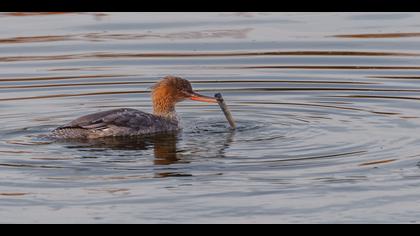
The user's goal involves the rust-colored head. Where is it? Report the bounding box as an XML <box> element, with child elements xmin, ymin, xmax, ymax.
<box><xmin>151</xmin><ymin>76</ymin><xmax>217</xmax><ymax>117</ymax></box>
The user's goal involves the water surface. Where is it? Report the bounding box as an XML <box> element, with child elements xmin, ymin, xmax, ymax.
<box><xmin>1</xmin><ymin>12</ymin><xmax>420</xmax><ymax>223</ymax></box>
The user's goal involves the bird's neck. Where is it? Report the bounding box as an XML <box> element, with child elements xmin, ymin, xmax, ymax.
<box><xmin>152</xmin><ymin>98</ymin><xmax>178</xmax><ymax>122</ymax></box>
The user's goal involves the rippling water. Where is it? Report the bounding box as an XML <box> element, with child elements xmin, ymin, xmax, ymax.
<box><xmin>2</xmin><ymin>12</ymin><xmax>420</xmax><ymax>223</ymax></box>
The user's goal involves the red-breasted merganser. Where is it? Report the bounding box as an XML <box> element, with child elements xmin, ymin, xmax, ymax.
<box><xmin>50</xmin><ymin>76</ymin><xmax>217</xmax><ymax>139</ymax></box>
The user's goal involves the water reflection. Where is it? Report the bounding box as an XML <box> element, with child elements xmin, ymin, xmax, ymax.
<box><xmin>152</xmin><ymin>133</ymin><xmax>180</xmax><ymax>165</ymax></box>
<box><xmin>1</xmin><ymin>51</ymin><xmax>418</xmax><ymax>62</ymax></box>
<box><xmin>58</xmin><ymin>126</ymin><xmax>237</xmax><ymax>163</ymax></box>
<box><xmin>0</xmin><ymin>28</ymin><xmax>251</xmax><ymax>45</ymax></box>
<box><xmin>61</xmin><ymin>132</ymin><xmax>182</xmax><ymax>165</ymax></box>
<box><xmin>215</xmin><ymin>130</ymin><xmax>235</xmax><ymax>158</ymax></box>
<box><xmin>333</xmin><ymin>32</ymin><xmax>420</xmax><ymax>38</ymax></box>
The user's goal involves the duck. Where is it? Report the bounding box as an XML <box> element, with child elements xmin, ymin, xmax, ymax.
<box><xmin>50</xmin><ymin>76</ymin><xmax>218</xmax><ymax>139</ymax></box>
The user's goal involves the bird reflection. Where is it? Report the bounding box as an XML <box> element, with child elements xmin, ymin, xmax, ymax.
<box><xmin>58</xmin><ymin>128</ymin><xmax>236</xmax><ymax>177</ymax></box>
<box><xmin>152</xmin><ymin>133</ymin><xmax>180</xmax><ymax>165</ymax></box>
<box><xmin>61</xmin><ymin>131</ymin><xmax>181</xmax><ymax>165</ymax></box>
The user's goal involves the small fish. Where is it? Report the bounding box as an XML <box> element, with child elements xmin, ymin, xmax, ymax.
<box><xmin>215</xmin><ymin>93</ymin><xmax>236</xmax><ymax>129</ymax></box>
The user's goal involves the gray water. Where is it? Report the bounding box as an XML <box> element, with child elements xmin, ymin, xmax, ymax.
<box><xmin>1</xmin><ymin>12</ymin><xmax>420</xmax><ymax>223</ymax></box>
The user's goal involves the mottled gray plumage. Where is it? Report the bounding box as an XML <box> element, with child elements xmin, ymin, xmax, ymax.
<box><xmin>50</xmin><ymin>108</ymin><xmax>179</xmax><ymax>139</ymax></box>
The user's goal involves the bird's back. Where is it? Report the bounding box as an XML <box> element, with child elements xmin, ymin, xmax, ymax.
<box><xmin>50</xmin><ymin>108</ymin><xmax>179</xmax><ymax>139</ymax></box>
